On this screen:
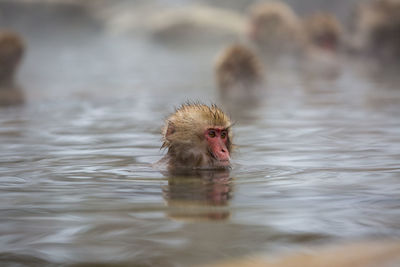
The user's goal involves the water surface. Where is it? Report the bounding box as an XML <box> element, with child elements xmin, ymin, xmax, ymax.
<box><xmin>0</xmin><ymin>1</ymin><xmax>400</xmax><ymax>266</ymax></box>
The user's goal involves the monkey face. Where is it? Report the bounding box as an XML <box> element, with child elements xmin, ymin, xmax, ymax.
<box><xmin>314</xmin><ymin>32</ymin><xmax>339</xmax><ymax>51</ymax></box>
<box><xmin>204</xmin><ymin>127</ymin><xmax>231</xmax><ymax>168</ymax></box>
<box><xmin>160</xmin><ymin>103</ymin><xmax>233</xmax><ymax>171</ymax></box>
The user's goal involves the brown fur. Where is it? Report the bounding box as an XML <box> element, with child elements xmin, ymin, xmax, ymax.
<box><xmin>303</xmin><ymin>12</ymin><xmax>342</xmax><ymax>50</ymax></box>
<box><xmin>0</xmin><ymin>30</ymin><xmax>25</xmax><ymax>106</ymax></box>
<box><xmin>215</xmin><ymin>44</ymin><xmax>264</xmax><ymax>94</ymax></box>
<box><xmin>150</xmin><ymin>5</ymin><xmax>246</xmax><ymax>45</ymax></box>
<box><xmin>160</xmin><ymin>103</ymin><xmax>233</xmax><ymax>171</ymax></box>
<box><xmin>248</xmin><ymin>1</ymin><xmax>305</xmax><ymax>55</ymax></box>
<box><xmin>352</xmin><ymin>0</ymin><xmax>400</xmax><ymax>61</ymax></box>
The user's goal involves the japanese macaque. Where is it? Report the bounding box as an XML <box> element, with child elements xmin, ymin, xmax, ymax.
<box><xmin>303</xmin><ymin>12</ymin><xmax>342</xmax><ymax>52</ymax></box>
<box><xmin>351</xmin><ymin>0</ymin><xmax>400</xmax><ymax>62</ymax></box>
<box><xmin>0</xmin><ymin>30</ymin><xmax>25</xmax><ymax>106</ymax></box>
<box><xmin>149</xmin><ymin>5</ymin><xmax>246</xmax><ymax>46</ymax></box>
<box><xmin>215</xmin><ymin>43</ymin><xmax>264</xmax><ymax>98</ymax></box>
<box><xmin>300</xmin><ymin>13</ymin><xmax>343</xmax><ymax>80</ymax></box>
<box><xmin>158</xmin><ymin>103</ymin><xmax>233</xmax><ymax>172</ymax></box>
<box><xmin>247</xmin><ymin>1</ymin><xmax>305</xmax><ymax>57</ymax></box>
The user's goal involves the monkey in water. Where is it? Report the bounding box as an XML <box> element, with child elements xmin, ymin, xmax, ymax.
<box><xmin>303</xmin><ymin>12</ymin><xmax>342</xmax><ymax>52</ymax></box>
<box><xmin>215</xmin><ymin>43</ymin><xmax>264</xmax><ymax>99</ymax></box>
<box><xmin>300</xmin><ymin>13</ymin><xmax>343</xmax><ymax>79</ymax></box>
<box><xmin>0</xmin><ymin>30</ymin><xmax>25</xmax><ymax>106</ymax></box>
<box><xmin>157</xmin><ymin>103</ymin><xmax>233</xmax><ymax>172</ymax></box>
<box><xmin>351</xmin><ymin>0</ymin><xmax>400</xmax><ymax>62</ymax></box>
<box><xmin>247</xmin><ymin>1</ymin><xmax>305</xmax><ymax>58</ymax></box>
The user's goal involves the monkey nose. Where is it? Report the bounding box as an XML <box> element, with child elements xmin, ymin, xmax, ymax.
<box><xmin>216</xmin><ymin>147</ymin><xmax>230</xmax><ymax>161</ymax></box>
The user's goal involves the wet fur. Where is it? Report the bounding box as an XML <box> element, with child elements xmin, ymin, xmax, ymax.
<box><xmin>160</xmin><ymin>103</ymin><xmax>233</xmax><ymax>171</ymax></box>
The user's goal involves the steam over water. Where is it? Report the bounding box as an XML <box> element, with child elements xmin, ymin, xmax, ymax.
<box><xmin>0</xmin><ymin>0</ymin><xmax>399</xmax><ymax>266</ymax></box>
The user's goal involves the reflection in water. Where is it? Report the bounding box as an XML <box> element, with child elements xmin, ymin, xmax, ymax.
<box><xmin>163</xmin><ymin>170</ymin><xmax>233</xmax><ymax>221</ymax></box>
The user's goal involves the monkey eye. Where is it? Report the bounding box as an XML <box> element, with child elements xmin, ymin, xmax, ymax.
<box><xmin>208</xmin><ymin>130</ymin><xmax>216</xmax><ymax>138</ymax></box>
<box><xmin>221</xmin><ymin>131</ymin><xmax>227</xmax><ymax>139</ymax></box>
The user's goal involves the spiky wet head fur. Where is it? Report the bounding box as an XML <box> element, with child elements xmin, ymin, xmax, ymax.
<box><xmin>161</xmin><ymin>103</ymin><xmax>233</xmax><ymax>169</ymax></box>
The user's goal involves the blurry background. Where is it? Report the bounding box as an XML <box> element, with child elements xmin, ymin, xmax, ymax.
<box><xmin>0</xmin><ymin>0</ymin><xmax>365</xmax><ymax>103</ymax></box>
<box><xmin>0</xmin><ymin>0</ymin><xmax>399</xmax><ymax>266</ymax></box>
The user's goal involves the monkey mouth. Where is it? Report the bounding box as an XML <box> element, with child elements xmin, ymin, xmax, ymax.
<box><xmin>208</xmin><ymin>150</ymin><xmax>231</xmax><ymax>168</ymax></box>
<box><xmin>215</xmin><ymin>157</ymin><xmax>230</xmax><ymax>163</ymax></box>
<box><xmin>216</xmin><ymin>160</ymin><xmax>231</xmax><ymax>168</ymax></box>
<box><xmin>212</xmin><ymin>156</ymin><xmax>231</xmax><ymax>167</ymax></box>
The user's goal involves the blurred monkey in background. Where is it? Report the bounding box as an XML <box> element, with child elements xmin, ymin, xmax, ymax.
<box><xmin>303</xmin><ymin>12</ymin><xmax>343</xmax><ymax>52</ymax></box>
<box><xmin>247</xmin><ymin>1</ymin><xmax>306</xmax><ymax>59</ymax></box>
<box><xmin>0</xmin><ymin>30</ymin><xmax>25</xmax><ymax>106</ymax></box>
<box><xmin>350</xmin><ymin>0</ymin><xmax>400</xmax><ymax>63</ymax></box>
<box><xmin>215</xmin><ymin>43</ymin><xmax>264</xmax><ymax>99</ymax></box>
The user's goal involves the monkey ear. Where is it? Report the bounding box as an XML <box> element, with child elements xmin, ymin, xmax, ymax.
<box><xmin>165</xmin><ymin>122</ymin><xmax>175</xmax><ymax>141</ymax></box>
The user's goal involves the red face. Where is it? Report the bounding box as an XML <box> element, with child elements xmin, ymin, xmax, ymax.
<box><xmin>205</xmin><ymin>127</ymin><xmax>230</xmax><ymax>167</ymax></box>
<box><xmin>316</xmin><ymin>34</ymin><xmax>338</xmax><ymax>51</ymax></box>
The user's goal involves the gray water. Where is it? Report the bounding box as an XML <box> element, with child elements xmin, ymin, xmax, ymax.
<box><xmin>0</xmin><ymin>1</ymin><xmax>400</xmax><ymax>266</ymax></box>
